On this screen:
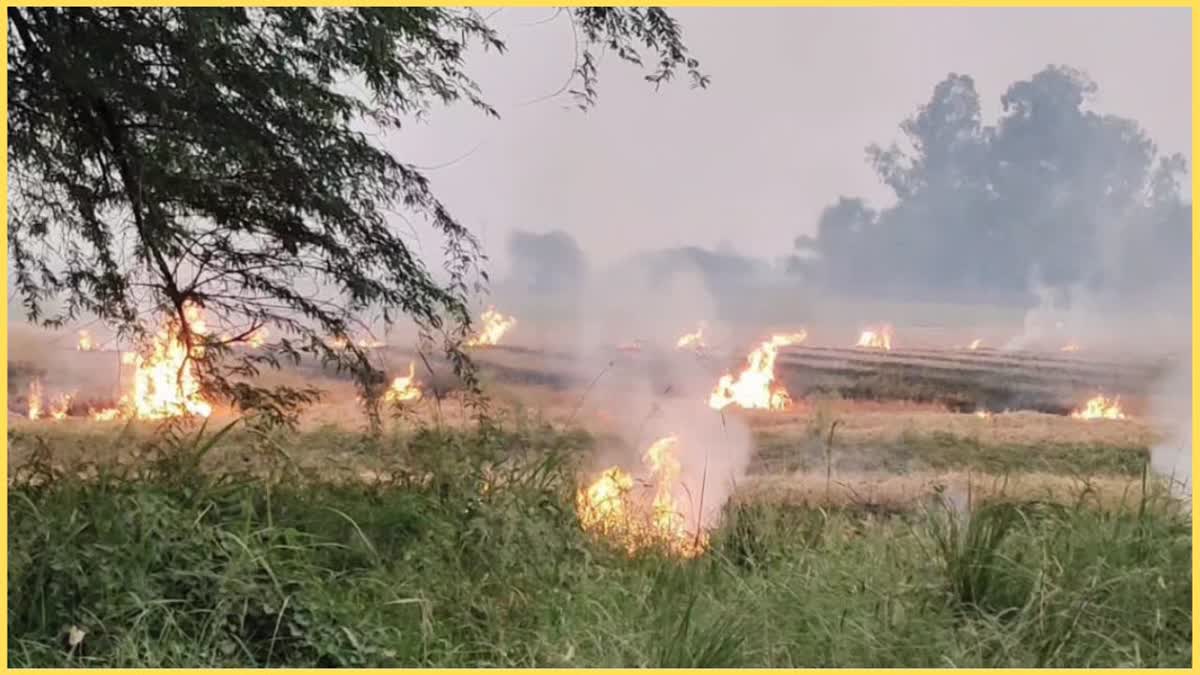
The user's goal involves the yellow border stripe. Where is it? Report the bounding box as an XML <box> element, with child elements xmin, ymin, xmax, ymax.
<box><xmin>1</xmin><ymin>0</ymin><xmax>8</xmax><ymax>664</ymax></box>
<box><xmin>0</xmin><ymin>3</ymin><xmax>1194</xmax><ymax>673</ymax></box>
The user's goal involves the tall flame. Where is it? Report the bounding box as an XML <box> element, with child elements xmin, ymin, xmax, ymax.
<box><xmin>125</xmin><ymin>302</ymin><xmax>213</xmax><ymax>420</ymax></box>
<box><xmin>1071</xmin><ymin>395</ymin><xmax>1125</xmax><ymax>420</ymax></box>
<box><xmin>856</xmin><ymin>325</ymin><xmax>893</xmax><ymax>350</ymax></box>
<box><xmin>675</xmin><ymin>323</ymin><xmax>707</xmax><ymax>352</ymax></box>
<box><xmin>465</xmin><ymin>307</ymin><xmax>516</xmax><ymax>347</ymax></box>
<box><xmin>708</xmin><ymin>332</ymin><xmax>807</xmax><ymax>411</ymax></box>
<box><xmin>26</xmin><ymin>382</ymin><xmax>73</xmax><ymax>421</ymax></box>
<box><xmin>27</xmin><ymin>380</ymin><xmax>43</xmax><ymax>420</ymax></box>
<box><xmin>77</xmin><ymin>330</ymin><xmax>95</xmax><ymax>351</ymax></box>
<box><xmin>576</xmin><ymin>435</ymin><xmax>707</xmax><ymax>558</ymax></box>
<box><xmin>384</xmin><ymin>362</ymin><xmax>423</xmax><ymax>403</ymax></box>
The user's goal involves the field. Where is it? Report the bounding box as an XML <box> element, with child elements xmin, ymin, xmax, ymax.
<box><xmin>6</xmin><ymin>331</ymin><xmax>1193</xmax><ymax>667</ymax></box>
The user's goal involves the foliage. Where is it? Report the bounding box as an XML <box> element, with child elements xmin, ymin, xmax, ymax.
<box><xmin>7</xmin><ymin>6</ymin><xmax>706</xmax><ymax>422</ymax></box>
<box><xmin>506</xmin><ymin>229</ymin><xmax>590</xmax><ymax>294</ymax></box>
<box><xmin>793</xmin><ymin>66</ymin><xmax>1191</xmax><ymax>301</ymax></box>
<box><xmin>6</xmin><ymin>425</ymin><xmax>1192</xmax><ymax>667</ymax></box>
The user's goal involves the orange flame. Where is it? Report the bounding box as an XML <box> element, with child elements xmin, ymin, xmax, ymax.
<box><xmin>124</xmin><ymin>302</ymin><xmax>213</xmax><ymax>420</ymax></box>
<box><xmin>327</xmin><ymin>335</ymin><xmax>383</xmax><ymax>350</ymax></box>
<box><xmin>384</xmin><ymin>362</ymin><xmax>423</xmax><ymax>404</ymax></box>
<box><xmin>1061</xmin><ymin>342</ymin><xmax>1081</xmax><ymax>353</ymax></box>
<box><xmin>576</xmin><ymin>434</ymin><xmax>707</xmax><ymax>558</ymax></box>
<box><xmin>49</xmin><ymin>394</ymin><xmax>72</xmax><ymax>421</ymax></box>
<box><xmin>466</xmin><ymin>307</ymin><xmax>516</xmax><ymax>347</ymax></box>
<box><xmin>27</xmin><ymin>380</ymin><xmax>43</xmax><ymax>420</ymax></box>
<box><xmin>674</xmin><ymin>323</ymin><xmax>707</xmax><ymax>352</ymax></box>
<box><xmin>1071</xmin><ymin>395</ymin><xmax>1125</xmax><ymax>420</ymax></box>
<box><xmin>856</xmin><ymin>325</ymin><xmax>893</xmax><ymax>350</ymax></box>
<box><xmin>708</xmin><ymin>332</ymin><xmax>807</xmax><ymax>411</ymax></box>
<box><xmin>247</xmin><ymin>327</ymin><xmax>269</xmax><ymax>348</ymax></box>
<box><xmin>967</xmin><ymin>338</ymin><xmax>982</xmax><ymax>350</ymax></box>
<box><xmin>90</xmin><ymin>407</ymin><xmax>122</xmax><ymax>422</ymax></box>
<box><xmin>77</xmin><ymin>330</ymin><xmax>95</xmax><ymax>351</ymax></box>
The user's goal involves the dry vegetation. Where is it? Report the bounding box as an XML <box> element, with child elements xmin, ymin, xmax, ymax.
<box><xmin>7</xmin><ymin>323</ymin><xmax>1190</xmax><ymax>667</ymax></box>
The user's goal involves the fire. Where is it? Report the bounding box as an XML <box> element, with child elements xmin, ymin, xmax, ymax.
<box><xmin>327</xmin><ymin>335</ymin><xmax>383</xmax><ymax>350</ymax></box>
<box><xmin>49</xmin><ymin>394</ymin><xmax>72</xmax><ymax>421</ymax></box>
<box><xmin>967</xmin><ymin>338</ymin><xmax>982</xmax><ymax>350</ymax></box>
<box><xmin>708</xmin><ymin>332</ymin><xmax>807</xmax><ymax>411</ymax></box>
<box><xmin>125</xmin><ymin>301</ymin><xmax>213</xmax><ymax>419</ymax></box>
<box><xmin>1061</xmin><ymin>342</ymin><xmax>1081</xmax><ymax>353</ymax></box>
<box><xmin>77</xmin><ymin>330</ymin><xmax>95</xmax><ymax>351</ymax></box>
<box><xmin>90</xmin><ymin>407</ymin><xmax>121</xmax><ymax>422</ymax></box>
<box><xmin>576</xmin><ymin>435</ymin><xmax>707</xmax><ymax>558</ymax></box>
<box><xmin>25</xmin><ymin>381</ymin><xmax>72</xmax><ymax>421</ymax></box>
<box><xmin>465</xmin><ymin>307</ymin><xmax>516</xmax><ymax>347</ymax></box>
<box><xmin>247</xmin><ymin>327</ymin><xmax>269</xmax><ymax>348</ymax></box>
<box><xmin>1071</xmin><ymin>395</ymin><xmax>1125</xmax><ymax>420</ymax></box>
<box><xmin>617</xmin><ymin>340</ymin><xmax>643</xmax><ymax>353</ymax></box>
<box><xmin>856</xmin><ymin>325</ymin><xmax>893</xmax><ymax>350</ymax></box>
<box><xmin>384</xmin><ymin>362</ymin><xmax>423</xmax><ymax>403</ymax></box>
<box><xmin>26</xmin><ymin>306</ymin><xmax>216</xmax><ymax>423</ymax></box>
<box><xmin>27</xmin><ymin>380</ymin><xmax>43</xmax><ymax>420</ymax></box>
<box><xmin>675</xmin><ymin>323</ymin><xmax>707</xmax><ymax>352</ymax></box>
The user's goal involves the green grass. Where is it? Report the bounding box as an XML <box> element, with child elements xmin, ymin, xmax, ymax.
<box><xmin>754</xmin><ymin>428</ymin><xmax>1150</xmax><ymax>477</ymax></box>
<box><xmin>7</xmin><ymin>423</ymin><xmax>1191</xmax><ymax>667</ymax></box>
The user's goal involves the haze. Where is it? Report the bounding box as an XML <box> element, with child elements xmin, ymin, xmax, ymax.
<box><xmin>393</xmin><ymin>7</ymin><xmax>1191</xmax><ymax>275</ymax></box>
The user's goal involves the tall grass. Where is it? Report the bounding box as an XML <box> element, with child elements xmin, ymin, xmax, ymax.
<box><xmin>7</xmin><ymin>422</ymin><xmax>1192</xmax><ymax>667</ymax></box>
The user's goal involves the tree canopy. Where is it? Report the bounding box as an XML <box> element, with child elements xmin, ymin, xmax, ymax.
<box><xmin>794</xmin><ymin>65</ymin><xmax>1191</xmax><ymax>303</ymax></box>
<box><xmin>506</xmin><ymin>229</ymin><xmax>589</xmax><ymax>294</ymax></box>
<box><xmin>7</xmin><ymin>6</ymin><xmax>706</xmax><ymax>423</ymax></box>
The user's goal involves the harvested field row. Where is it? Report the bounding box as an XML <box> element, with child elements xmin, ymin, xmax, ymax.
<box><xmin>780</xmin><ymin>345</ymin><xmax>1165</xmax><ymax>378</ymax></box>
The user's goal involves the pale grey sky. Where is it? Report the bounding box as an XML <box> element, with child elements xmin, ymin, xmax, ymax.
<box><xmin>386</xmin><ymin>7</ymin><xmax>1191</xmax><ymax>278</ymax></box>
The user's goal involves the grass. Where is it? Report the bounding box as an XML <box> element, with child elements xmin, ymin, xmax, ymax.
<box><xmin>7</xmin><ymin>421</ymin><xmax>1192</xmax><ymax>667</ymax></box>
<box><xmin>753</xmin><ymin>427</ymin><xmax>1150</xmax><ymax>477</ymax></box>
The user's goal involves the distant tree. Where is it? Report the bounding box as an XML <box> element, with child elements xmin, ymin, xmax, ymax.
<box><xmin>7</xmin><ymin>6</ymin><xmax>706</xmax><ymax>424</ymax></box>
<box><xmin>506</xmin><ymin>229</ymin><xmax>589</xmax><ymax>293</ymax></box>
<box><xmin>799</xmin><ymin>65</ymin><xmax>1190</xmax><ymax>302</ymax></box>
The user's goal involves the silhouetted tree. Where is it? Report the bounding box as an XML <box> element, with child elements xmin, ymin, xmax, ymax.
<box><xmin>507</xmin><ymin>230</ymin><xmax>589</xmax><ymax>294</ymax></box>
<box><xmin>797</xmin><ymin>65</ymin><xmax>1190</xmax><ymax>303</ymax></box>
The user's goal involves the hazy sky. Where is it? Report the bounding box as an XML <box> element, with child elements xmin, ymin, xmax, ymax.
<box><xmin>391</xmin><ymin>8</ymin><xmax>1191</xmax><ymax>276</ymax></box>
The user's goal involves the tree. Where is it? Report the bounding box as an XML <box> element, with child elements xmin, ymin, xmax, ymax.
<box><xmin>506</xmin><ymin>229</ymin><xmax>588</xmax><ymax>294</ymax></box>
<box><xmin>798</xmin><ymin>65</ymin><xmax>1191</xmax><ymax>302</ymax></box>
<box><xmin>7</xmin><ymin>7</ymin><xmax>707</xmax><ymax>424</ymax></box>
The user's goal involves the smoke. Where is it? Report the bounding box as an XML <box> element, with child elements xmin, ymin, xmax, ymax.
<box><xmin>565</xmin><ymin>258</ymin><xmax>755</xmax><ymax>535</ymax></box>
<box><xmin>568</xmin><ymin>251</ymin><xmax>722</xmax><ymax>356</ymax></box>
<box><xmin>1148</xmin><ymin>350</ymin><xmax>1192</xmax><ymax>500</ymax></box>
<box><xmin>7</xmin><ymin>323</ymin><xmax>124</xmax><ymax>415</ymax></box>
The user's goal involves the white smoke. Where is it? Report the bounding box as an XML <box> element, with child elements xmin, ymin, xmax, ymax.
<box><xmin>1148</xmin><ymin>350</ymin><xmax>1192</xmax><ymax>501</ymax></box>
<box><xmin>568</xmin><ymin>259</ymin><xmax>754</xmax><ymax>534</ymax></box>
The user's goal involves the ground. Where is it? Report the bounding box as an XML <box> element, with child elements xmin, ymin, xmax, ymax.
<box><xmin>5</xmin><ymin>329</ymin><xmax>1192</xmax><ymax>667</ymax></box>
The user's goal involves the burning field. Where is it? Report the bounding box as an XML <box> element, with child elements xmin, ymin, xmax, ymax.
<box><xmin>6</xmin><ymin>313</ymin><xmax>1191</xmax><ymax>667</ymax></box>
<box><xmin>8</xmin><ymin>314</ymin><xmax>1184</xmax><ymax>537</ymax></box>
